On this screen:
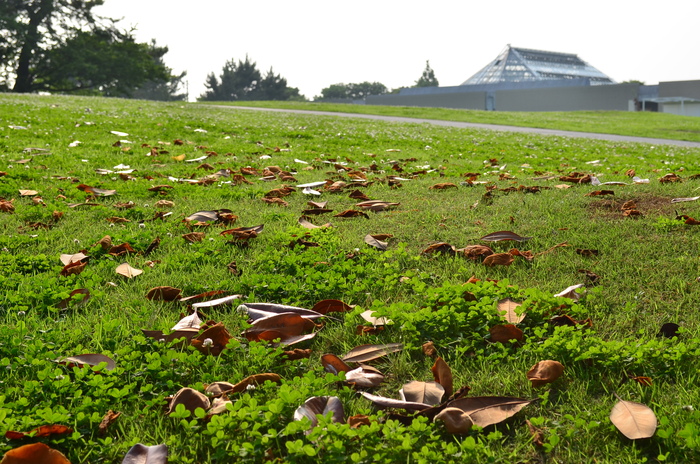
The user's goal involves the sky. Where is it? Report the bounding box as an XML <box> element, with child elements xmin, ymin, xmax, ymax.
<box><xmin>95</xmin><ymin>0</ymin><xmax>699</xmax><ymax>102</ymax></box>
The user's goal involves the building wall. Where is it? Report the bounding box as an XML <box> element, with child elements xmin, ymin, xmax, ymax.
<box><xmin>367</xmin><ymin>91</ymin><xmax>486</xmax><ymax>110</ymax></box>
<box><xmin>494</xmin><ymin>83</ymin><xmax>639</xmax><ymax>111</ymax></box>
<box><xmin>660</xmin><ymin>102</ymin><xmax>700</xmax><ymax>117</ymax></box>
<box><xmin>366</xmin><ymin>84</ymin><xmax>640</xmax><ymax>112</ymax></box>
<box><xmin>659</xmin><ymin>80</ymin><xmax>700</xmax><ymax>99</ymax></box>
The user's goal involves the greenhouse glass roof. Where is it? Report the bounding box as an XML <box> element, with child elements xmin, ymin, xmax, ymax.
<box><xmin>463</xmin><ymin>45</ymin><xmax>615</xmax><ymax>86</ymax></box>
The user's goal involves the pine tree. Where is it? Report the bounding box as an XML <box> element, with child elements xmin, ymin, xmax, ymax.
<box><xmin>415</xmin><ymin>60</ymin><xmax>439</xmax><ymax>87</ymax></box>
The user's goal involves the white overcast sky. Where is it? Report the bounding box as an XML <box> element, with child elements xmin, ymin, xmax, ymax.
<box><xmin>95</xmin><ymin>0</ymin><xmax>699</xmax><ymax>101</ymax></box>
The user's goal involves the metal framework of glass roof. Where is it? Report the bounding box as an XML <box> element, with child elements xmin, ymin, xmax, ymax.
<box><xmin>462</xmin><ymin>45</ymin><xmax>615</xmax><ymax>86</ymax></box>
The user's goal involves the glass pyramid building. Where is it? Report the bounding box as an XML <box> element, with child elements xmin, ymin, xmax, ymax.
<box><xmin>462</xmin><ymin>45</ymin><xmax>615</xmax><ymax>86</ymax></box>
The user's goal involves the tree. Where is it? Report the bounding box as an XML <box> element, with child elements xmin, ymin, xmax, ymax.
<box><xmin>32</xmin><ymin>28</ymin><xmax>171</xmax><ymax>97</ymax></box>
<box><xmin>258</xmin><ymin>67</ymin><xmax>302</xmax><ymax>101</ymax></box>
<box><xmin>2</xmin><ymin>0</ymin><xmax>105</xmax><ymax>92</ymax></box>
<box><xmin>415</xmin><ymin>60</ymin><xmax>439</xmax><ymax>87</ymax></box>
<box><xmin>130</xmin><ymin>40</ymin><xmax>187</xmax><ymax>101</ymax></box>
<box><xmin>0</xmin><ymin>0</ymin><xmax>179</xmax><ymax>97</ymax></box>
<box><xmin>199</xmin><ymin>56</ymin><xmax>302</xmax><ymax>101</ymax></box>
<box><xmin>318</xmin><ymin>82</ymin><xmax>387</xmax><ymax>100</ymax></box>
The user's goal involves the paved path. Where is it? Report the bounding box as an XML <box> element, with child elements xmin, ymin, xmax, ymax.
<box><xmin>212</xmin><ymin>105</ymin><xmax>700</xmax><ymax>149</ymax></box>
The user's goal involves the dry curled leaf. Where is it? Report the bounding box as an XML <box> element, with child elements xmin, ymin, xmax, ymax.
<box><xmin>658</xmin><ymin>173</ymin><xmax>681</xmax><ymax>183</ymax></box>
<box><xmin>620</xmin><ymin>200</ymin><xmax>637</xmax><ymax>211</ymax></box>
<box><xmin>298</xmin><ymin>216</ymin><xmax>332</xmax><ymax>229</ymax></box>
<box><xmin>311</xmin><ymin>299</ymin><xmax>352</xmax><ymax>314</ymax></box>
<box><xmin>422</xmin><ymin>242</ymin><xmax>456</xmax><ymax>256</ymax></box>
<box><xmin>585</xmin><ymin>190</ymin><xmax>615</xmax><ymax>197</ymax></box>
<box><xmin>59</xmin><ymin>258</ymin><xmax>87</xmax><ymax>277</ymax></box>
<box><xmin>632</xmin><ymin>376</ymin><xmax>653</xmax><ymax>387</ymax></box>
<box><xmin>98</xmin><ymin>410</ymin><xmax>121</xmax><ymax>436</ymax></box>
<box><xmin>106</xmin><ymin>216</ymin><xmax>130</xmax><ymax>223</ymax></box>
<box><xmin>344</xmin><ymin>365</ymin><xmax>385</xmax><ymax>388</ymax></box>
<box><xmin>575</xmin><ymin>248</ymin><xmax>599</xmax><ymax>257</ymax></box>
<box><xmin>281</xmin><ymin>348</ymin><xmax>312</xmax><ymax>360</ymax></box>
<box><xmin>677</xmin><ymin>214</ymin><xmax>700</xmax><ymax>225</ymax></box>
<box><xmin>526</xmin><ymin>419</ymin><xmax>545</xmax><ymax>447</ymax></box>
<box><xmin>429</xmin><ymin>183</ymin><xmax>458</xmax><ymax>190</ymax></box>
<box><xmin>434</xmin><ymin>407</ymin><xmax>473</xmax><ymax>434</ymax></box>
<box><xmin>458</xmin><ymin>245</ymin><xmax>493</xmax><ymax>260</ymax></box>
<box><xmin>480</xmin><ymin>230</ymin><xmax>532</xmax><ymax>242</ymax></box>
<box><xmin>121</xmin><ymin>444</ymin><xmax>168</xmax><ymax>464</ymax></box>
<box><xmin>206</xmin><ymin>374</ymin><xmax>282</xmax><ymax>396</ymax></box>
<box><xmin>167</xmin><ymin>387</ymin><xmax>210</xmax><ymax>415</ymax></box>
<box><xmin>422</xmin><ymin>341</ymin><xmax>437</xmax><ymax>357</ymax></box>
<box><xmin>321</xmin><ymin>354</ymin><xmax>351</xmax><ymax>375</ymax></box>
<box><xmin>95</xmin><ymin>235</ymin><xmax>112</xmax><ymax>250</ymax></box>
<box><xmin>108</xmin><ymin>243</ymin><xmax>137</xmax><ymax>257</ymax></box>
<box><xmin>483</xmin><ymin>252</ymin><xmax>514</xmax><ymax>266</ymax></box>
<box><xmin>359</xmin><ymin>310</ymin><xmax>391</xmax><ymax>326</ymax></box>
<box><xmin>527</xmin><ymin>360</ymin><xmax>565</xmax><ymax>387</ymax></box>
<box><xmin>5</xmin><ymin>424</ymin><xmax>73</xmax><ymax>440</ymax></box>
<box><xmin>623</xmin><ymin>209</ymin><xmax>643</xmax><ymax>217</ymax></box>
<box><xmin>155</xmin><ymin>200</ymin><xmax>174</xmax><ymax>208</ymax></box>
<box><xmin>334</xmin><ymin>209</ymin><xmax>369</xmax><ymax>218</ymax></box>
<box><xmin>359</xmin><ymin>391</ymin><xmax>431</xmax><ymax>411</ymax></box>
<box><xmin>431</xmin><ymin>357</ymin><xmax>454</xmax><ymax>398</ymax></box>
<box><xmin>0</xmin><ymin>443</ymin><xmax>71</xmax><ymax>464</ymax></box>
<box><xmin>56</xmin><ymin>353</ymin><xmax>116</xmax><ymax>371</ymax></box>
<box><xmin>347</xmin><ymin>415</ymin><xmax>372</xmax><ymax>428</ymax></box>
<box><xmin>145</xmin><ymin>286</ymin><xmax>182</xmax><ymax>301</ymax></box>
<box><xmin>554</xmin><ymin>284</ymin><xmax>585</xmax><ymax>301</ymax></box>
<box><xmin>293</xmin><ymin>396</ymin><xmax>344</xmax><ymax>429</ymax></box>
<box><xmin>115</xmin><ymin>263</ymin><xmax>143</xmax><ymax>278</ymax></box>
<box><xmin>182</xmin><ymin>232</ymin><xmax>205</xmax><ymax>243</ymax></box>
<box><xmin>191</xmin><ymin>322</ymin><xmax>232</xmax><ymax>356</ymax></box>
<box><xmin>0</xmin><ymin>199</ymin><xmax>15</xmax><ymax>213</ymax></box>
<box><xmin>342</xmin><ymin>343</ymin><xmax>403</xmax><ymax>363</ymax></box>
<box><xmin>56</xmin><ymin>288</ymin><xmax>90</xmax><ymax>309</ymax></box>
<box><xmin>364</xmin><ymin>234</ymin><xmax>388</xmax><ymax>251</ymax></box>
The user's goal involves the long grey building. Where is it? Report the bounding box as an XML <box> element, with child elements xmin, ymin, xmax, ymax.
<box><xmin>366</xmin><ymin>45</ymin><xmax>700</xmax><ymax>116</ymax></box>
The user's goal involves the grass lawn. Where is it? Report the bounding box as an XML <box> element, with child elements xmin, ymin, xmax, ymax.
<box><xmin>213</xmin><ymin>100</ymin><xmax>700</xmax><ymax>143</ymax></box>
<box><xmin>1</xmin><ymin>94</ymin><xmax>700</xmax><ymax>463</ymax></box>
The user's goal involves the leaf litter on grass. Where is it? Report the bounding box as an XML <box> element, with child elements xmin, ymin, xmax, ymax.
<box><xmin>4</xmin><ymin>95</ymin><xmax>700</xmax><ymax>463</ymax></box>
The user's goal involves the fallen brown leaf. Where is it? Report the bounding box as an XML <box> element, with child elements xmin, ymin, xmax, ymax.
<box><xmin>115</xmin><ymin>263</ymin><xmax>143</xmax><ymax>278</ymax></box>
<box><xmin>483</xmin><ymin>253</ymin><xmax>514</xmax><ymax>266</ymax></box>
<box><xmin>121</xmin><ymin>444</ymin><xmax>168</xmax><ymax>464</ymax></box>
<box><xmin>334</xmin><ymin>209</ymin><xmax>369</xmax><ymax>218</ymax></box>
<box><xmin>342</xmin><ymin>343</ymin><xmax>403</xmax><ymax>363</ymax></box>
<box><xmin>434</xmin><ymin>407</ymin><xmax>473</xmax><ymax>434</ymax></box>
<box><xmin>489</xmin><ymin>324</ymin><xmax>524</xmax><ymax>344</ymax></box>
<box><xmin>167</xmin><ymin>387</ymin><xmax>210</xmax><ymax>415</ymax></box>
<box><xmin>98</xmin><ymin>410</ymin><xmax>121</xmax><ymax>436</ymax></box>
<box><xmin>527</xmin><ymin>360</ymin><xmax>565</xmax><ymax>387</ymax></box>
<box><xmin>422</xmin><ymin>341</ymin><xmax>437</xmax><ymax>357</ymax></box>
<box><xmin>526</xmin><ymin>419</ymin><xmax>545</xmax><ymax>447</ymax></box>
<box><xmin>5</xmin><ymin>424</ymin><xmax>73</xmax><ymax>440</ymax></box>
<box><xmin>610</xmin><ymin>397</ymin><xmax>657</xmax><ymax>439</ymax></box>
<box><xmin>0</xmin><ymin>443</ymin><xmax>71</xmax><ymax>464</ymax></box>
<box><xmin>145</xmin><ymin>286</ymin><xmax>182</xmax><ymax>301</ymax></box>
<box><xmin>498</xmin><ymin>298</ymin><xmax>525</xmax><ymax>323</ymax></box>
<box><xmin>431</xmin><ymin>357</ymin><xmax>454</xmax><ymax>398</ymax></box>
<box><xmin>429</xmin><ymin>183</ymin><xmax>458</xmax><ymax>190</ymax></box>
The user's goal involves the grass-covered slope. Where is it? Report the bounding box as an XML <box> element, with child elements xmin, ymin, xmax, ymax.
<box><xmin>215</xmin><ymin>100</ymin><xmax>700</xmax><ymax>143</ymax></box>
<box><xmin>1</xmin><ymin>94</ymin><xmax>700</xmax><ymax>463</ymax></box>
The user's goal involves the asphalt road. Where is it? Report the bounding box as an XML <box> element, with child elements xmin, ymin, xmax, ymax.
<box><xmin>212</xmin><ymin>105</ymin><xmax>700</xmax><ymax>149</ymax></box>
